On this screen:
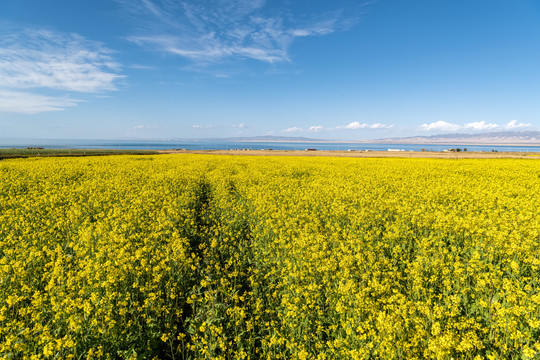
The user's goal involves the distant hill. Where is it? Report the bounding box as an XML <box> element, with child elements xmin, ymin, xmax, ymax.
<box><xmin>191</xmin><ymin>131</ymin><xmax>540</xmax><ymax>145</ymax></box>
<box><xmin>373</xmin><ymin>131</ymin><xmax>540</xmax><ymax>145</ymax></box>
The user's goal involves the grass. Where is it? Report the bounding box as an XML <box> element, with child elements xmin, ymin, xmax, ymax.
<box><xmin>0</xmin><ymin>148</ymin><xmax>159</xmax><ymax>160</ymax></box>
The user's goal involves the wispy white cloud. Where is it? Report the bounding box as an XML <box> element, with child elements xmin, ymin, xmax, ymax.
<box><xmin>130</xmin><ymin>64</ymin><xmax>156</xmax><ymax>70</ymax></box>
<box><xmin>340</xmin><ymin>121</ymin><xmax>393</xmax><ymax>130</ymax></box>
<box><xmin>0</xmin><ymin>90</ymin><xmax>79</xmax><ymax>114</ymax></box>
<box><xmin>505</xmin><ymin>119</ymin><xmax>530</xmax><ymax>129</ymax></box>
<box><xmin>283</xmin><ymin>122</ymin><xmax>393</xmax><ymax>133</ymax></box>
<box><xmin>192</xmin><ymin>124</ymin><xmax>213</xmax><ymax>129</ymax></box>
<box><xmin>133</xmin><ymin>124</ymin><xmax>158</xmax><ymax>129</ymax></box>
<box><xmin>308</xmin><ymin>125</ymin><xmax>325</xmax><ymax>132</ymax></box>
<box><xmin>284</xmin><ymin>126</ymin><xmax>303</xmax><ymax>133</ymax></box>
<box><xmin>0</xmin><ymin>28</ymin><xmax>123</xmax><ymax>114</ymax></box>
<box><xmin>121</xmin><ymin>0</ymin><xmax>360</xmax><ymax>66</ymax></box>
<box><xmin>421</xmin><ymin>120</ymin><xmax>532</xmax><ymax>132</ymax></box>
<box><xmin>464</xmin><ymin>121</ymin><xmax>499</xmax><ymax>131</ymax></box>
<box><xmin>233</xmin><ymin>123</ymin><xmax>247</xmax><ymax>128</ymax></box>
<box><xmin>370</xmin><ymin>123</ymin><xmax>394</xmax><ymax>129</ymax></box>
<box><xmin>420</xmin><ymin>121</ymin><xmax>462</xmax><ymax>132</ymax></box>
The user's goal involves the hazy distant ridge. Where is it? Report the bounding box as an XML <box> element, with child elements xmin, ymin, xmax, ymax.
<box><xmin>375</xmin><ymin>131</ymin><xmax>540</xmax><ymax>145</ymax></box>
<box><xmin>200</xmin><ymin>131</ymin><xmax>540</xmax><ymax>145</ymax></box>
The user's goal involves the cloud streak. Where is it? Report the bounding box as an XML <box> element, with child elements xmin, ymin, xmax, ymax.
<box><xmin>0</xmin><ymin>90</ymin><xmax>79</xmax><ymax>114</ymax></box>
<box><xmin>284</xmin><ymin>126</ymin><xmax>303</xmax><ymax>133</ymax></box>
<box><xmin>133</xmin><ymin>124</ymin><xmax>158</xmax><ymax>129</ymax></box>
<box><xmin>340</xmin><ymin>121</ymin><xmax>394</xmax><ymax>130</ymax></box>
<box><xmin>284</xmin><ymin>122</ymin><xmax>393</xmax><ymax>133</ymax></box>
<box><xmin>421</xmin><ymin>120</ymin><xmax>531</xmax><ymax>132</ymax></box>
<box><xmin>121</xmin><ymin>0</ymin><xmax>360</xmax><ymax>65</ymax></box>
<box><xmin>420</xmin><ymin>121</ymin><xmax>461</xmax><ymax>132</ymax></box>
<box><xmin>0</xmin><ymin>28</ymin><xmax>122</xmax><ymax>113</ymax></box>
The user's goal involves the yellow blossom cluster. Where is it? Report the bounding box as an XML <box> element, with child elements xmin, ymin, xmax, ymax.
<box><xmin>1</xmin><ymin>154</ymin><xmax>539</xmax><ymax>359</ymax></box>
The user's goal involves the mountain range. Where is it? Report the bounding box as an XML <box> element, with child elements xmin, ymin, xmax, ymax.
<box><xmin>374</xmin><ymin>131</ymin><xmax>540</xmax><ymax>145</ymax></box>
<box><xmin>209</xmin><ymin>131</ymin><xmax>540</xmax><ymax>145</ymax></box>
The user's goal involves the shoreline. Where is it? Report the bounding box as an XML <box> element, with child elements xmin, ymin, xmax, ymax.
<box><xmin>2</xmin><ymin>148</ymin><xmax>539</xmax><ymax>160</ymax></box>
<box><xmin>224</xmin><ymin>140</ymin><xmax>540</xmax><ymax>146</ymax></box>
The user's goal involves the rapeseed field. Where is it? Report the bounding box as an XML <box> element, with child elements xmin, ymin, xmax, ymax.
<box><xmin>1</xmin><ymin>154</ymin><xmax>539</xmax><ymax>359</ymax></box>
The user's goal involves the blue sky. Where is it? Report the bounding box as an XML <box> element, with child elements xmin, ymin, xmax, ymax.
<box><xmin>1</xmin><ymin>0</ymin><xmax>539</xmax><ymax>140</ymax></box>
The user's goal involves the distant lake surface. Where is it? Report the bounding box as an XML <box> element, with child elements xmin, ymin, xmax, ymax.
<box><xmin>1</xmin><ymin>139</ymin><xmax>540</xmax><ymax>153</ymax></box>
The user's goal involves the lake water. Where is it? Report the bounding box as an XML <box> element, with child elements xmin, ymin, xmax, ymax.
<box><xmin>1</xmin><ymin>139</ymin><xmax>540</xmax><ymax>153</ymax></box>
